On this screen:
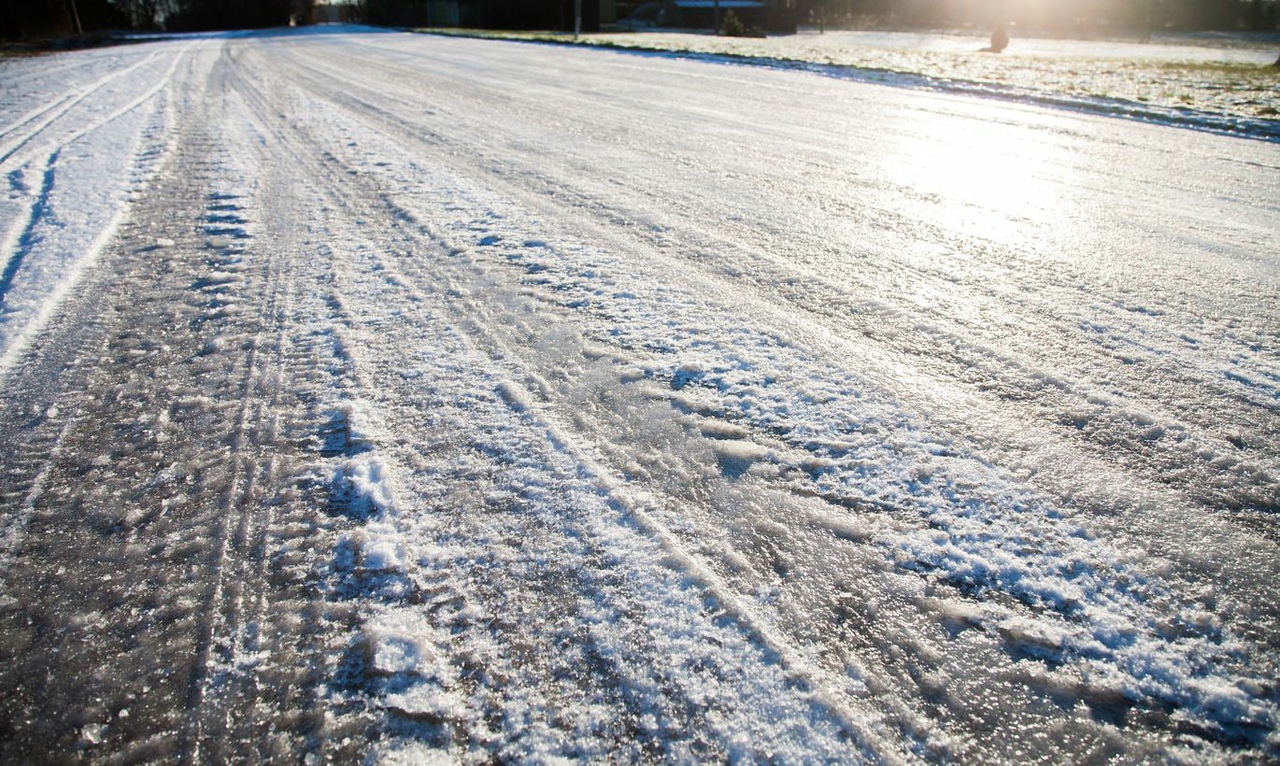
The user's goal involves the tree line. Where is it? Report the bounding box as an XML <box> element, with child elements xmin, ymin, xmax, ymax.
<box><xmin>3</xmin><ymin>0</ymin><xmax>1277</xmax><ymax>41</ymax></box>
<box><xmin>2</xmin><ymin>0</ymin><xmax>311</xmax><ymax>39</ymax></box>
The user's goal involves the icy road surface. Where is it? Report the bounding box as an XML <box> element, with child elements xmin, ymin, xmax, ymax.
<box><xmin>0</xmin><ymin>25</ymin><xmax>1277</xmax><ymax>763</ymax></box>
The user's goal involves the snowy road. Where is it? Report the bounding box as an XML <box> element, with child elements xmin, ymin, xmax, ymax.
<box><xmin>1</xmin><ymin>26</ymin><xmax>1277</xmax><ymax>762</ymax></box>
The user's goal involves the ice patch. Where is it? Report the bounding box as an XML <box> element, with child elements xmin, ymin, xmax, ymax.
<box><xmin>382</xmin><ymin>687</ymin><xmax>463</xmax><ymax>724</ymax></box>
<box><xmin>712</xmin><ymin>439</ymin><xmax>769</xmax><ymax>462</ymax></box>
<box><xmin>496</xmin><ymin>380</ymin><xmax>533</xmax><ymax>413</ymax></box>
<box><xmin>367</xmin><ymin>625</ymin><xmax>436</xmax><ymax>676</ymax></box>
<box><xmin>330</xmin><ymin>398</ymin><xmax>381</xmax><ymax>450</ymax></box>
<box><xmin>200</xmin><ymin>336</ymin><xmax>228</xmax><ymax>355</ymax></box>
<box><xmin>201</xmin><ymin>270</ymin><xmax>240</xmax><ymax>285</ymax></box>
<box><xmin>698</xmin><ymin>419</ymin><xmax>750</xmax><ymax>439</ymax></box>
<box><xmin>711</xmin><ymin>439</ymin><xmax>771</xmax><ymax>479</ymax></box>
<box><xmin>372</xmin><ymin>742</ymin><xmax>455</xmax><ymax>766</ymax></box>
<box><xmin>359</xmin><ymin>525</ymin><xmax>405</xmax><ymax>572</ymax></box>
<box><xmin>337</xmin><ymin>456</ymin><xmax>398</xmax><ymax>515</ymax></box>
<box><xmin>79</xmin><ymin>723</ymin><xmax>104</xmax><ymax>746</ymax></box>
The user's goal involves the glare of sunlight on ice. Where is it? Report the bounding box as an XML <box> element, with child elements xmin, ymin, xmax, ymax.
<box><xmin>878</xmin><ymin>103</ymin><xmax>1079</xmax><ymax>245</ymax></box>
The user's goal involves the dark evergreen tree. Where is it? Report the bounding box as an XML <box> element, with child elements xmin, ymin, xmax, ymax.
<box><xmin>2</xmin><ymin>0</ymin><xmax>131</xmax><ymax>40</ymax></box>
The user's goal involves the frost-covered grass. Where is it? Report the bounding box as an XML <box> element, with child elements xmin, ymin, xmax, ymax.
<box><xmin>423</xmin><ymin>27</ymin><xmax>1280</xmax><ymax>124</ymax></box>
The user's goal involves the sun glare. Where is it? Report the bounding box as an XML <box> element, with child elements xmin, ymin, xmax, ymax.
<box><xmin>877</xmin><ymin>102</ymin><xmax>1080</xmax><ymax>246</ymax></box>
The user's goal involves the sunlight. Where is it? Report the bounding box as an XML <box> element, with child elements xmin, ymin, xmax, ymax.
<box><xmin>875</xmin><ymin>101</ymin><xmax>1081</xmax><ymax>246</ymax></box>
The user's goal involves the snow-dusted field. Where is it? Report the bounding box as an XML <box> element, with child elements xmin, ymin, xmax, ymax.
<box><xmin>529</xmin><ymin>27</ymin><xmax>1280</xmax><ymax>133</ymax></box>
<box><xmin>0</xmin><ymin>25</ymin><xmax>1277</xmax><ymax>762</ymax></box>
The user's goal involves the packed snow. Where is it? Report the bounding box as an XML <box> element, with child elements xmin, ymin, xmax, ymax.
<box><xmin>0</xmin><ymin>24</ymin><xmax>1277</xmax><ymax>763</ymax></box>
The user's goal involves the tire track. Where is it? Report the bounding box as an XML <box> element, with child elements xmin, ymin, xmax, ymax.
<box><xmin>0</xmin><ymin>43</ymin><xmax>188</xmax><ymax>379</ymax></box>
<box><xmin>0</xmin><ymin>48</ymin><xmax>166</xmax><ymax>165</ymax></box>
<box><xmin>222</xmin><ymin>38</ymin><xmax>897</xmax><ymax>761</ymax></box>
<box><xmin>0</xmin><ymin>40</ymin><xmax>368</xmax><ymax>763</ymax></box>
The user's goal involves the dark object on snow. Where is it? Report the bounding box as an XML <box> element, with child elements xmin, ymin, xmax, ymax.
<box><xmin>1273</xmin><ymin>52</ymin><xmax>1280</xmax><ymax>69</ymax></box>
<box><xmin>982</xmin><ymin>23</ymin><xmax>1009</xmax><ymax>53</ymax></box>
<box><xmin>719</xmin><ymin>10</ymin><xmax>763</xmax><ymax>37</ymax></box>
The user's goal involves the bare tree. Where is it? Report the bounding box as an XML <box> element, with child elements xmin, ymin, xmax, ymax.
<box><xmin>112</xmin><ymin>0</ymin><xmax>172</xmax><ymax>29</ymax></box>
